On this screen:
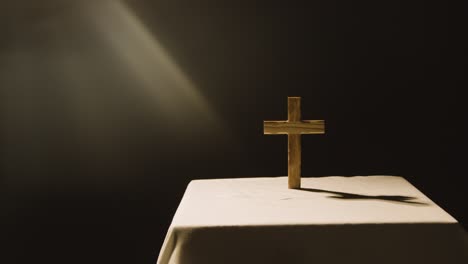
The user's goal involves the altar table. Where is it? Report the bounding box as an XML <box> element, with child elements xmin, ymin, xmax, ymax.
<box><xmin>157</xmin><ymin>176</ymin><xmax>468</xmax><ymax>264</ymax></box>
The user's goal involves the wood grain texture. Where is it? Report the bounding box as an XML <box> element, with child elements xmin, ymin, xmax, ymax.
<box><xmin>263</xmin><ymin>97</ymin><xmax>325</xmax><ymax>189</ymax></box>
<box><xmin>263</xmin><ymin>120</ymin><xmax>325</xmax><ymax>134</ymax></box>
<box><xmin>288</xmin><ymin>98</ymin><xmax>301</xmax><ymax>188</ymax></box>
<box><xmin>288</xmin><ymin>97</ymin><xmax>301</xmax><ymax>122</ymax></box>
<box><xmin>288</xmin><ymin>134</ymin><xmax>301</xmax><ymax>189</ymax></box>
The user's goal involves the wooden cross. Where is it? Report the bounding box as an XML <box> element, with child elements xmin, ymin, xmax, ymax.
<box><xmin>264</xmin><ymin>97</ymin><xmax>325</xmax><ymax>189</ymax></box>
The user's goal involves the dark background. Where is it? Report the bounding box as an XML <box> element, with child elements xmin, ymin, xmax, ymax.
<box><xmin>1</xmin><ymin>0</ymin><xmax>466</xmax><ymax>263</ymax></box>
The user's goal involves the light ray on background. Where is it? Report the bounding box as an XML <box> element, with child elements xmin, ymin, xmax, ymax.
<box><xmin>85</xmin><ymin>0</ymin><xmax>224</xmax><ymax>126</ymax></box>
<box><xmin>1</xmin><ymin>0</ymin><xmax>238</xmax><ymax>190</ymax></box>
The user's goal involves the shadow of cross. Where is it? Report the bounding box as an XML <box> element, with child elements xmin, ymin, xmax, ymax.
<box><xmin>264</xmin><ymin>97</ymin><xmax>325</xmax><ymax>189</ymax></box>
<box><xmin>298</xmin><ymin>187</ymin><xmax>428</xmax><ymax>205</ymax></box>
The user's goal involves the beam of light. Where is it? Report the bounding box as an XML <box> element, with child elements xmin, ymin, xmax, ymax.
<box><xmin>85</xmin><ymin>0</ymin><xmax>225</xmax><ymax>127</ymax></box>
<box><xmin>1</xmin><ymin>1</ymin><xmax>239</xmax><ymax>190</ymax></box>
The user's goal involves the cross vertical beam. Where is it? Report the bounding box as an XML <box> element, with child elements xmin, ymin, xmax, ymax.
<box><xmin>263</xmin><ymin>97</ymin><xmax>325</xmax><ymax>189</ymax></box>
<box><xmin>288</xmin><ymin>97</ymin><xmax>301</xmax><ymax>189</ymax></box>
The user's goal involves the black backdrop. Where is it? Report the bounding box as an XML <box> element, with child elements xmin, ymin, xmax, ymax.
<box><xmin>1</xmin><ymin>1</ymin><xmax>466</xmax><ymax>263</ymax></box>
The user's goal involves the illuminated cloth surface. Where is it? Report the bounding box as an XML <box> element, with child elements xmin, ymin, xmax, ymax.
<box><xmin>157</xmin><ymin>176</ymin><xmax>468</xmax><ymax>264</ymax></box>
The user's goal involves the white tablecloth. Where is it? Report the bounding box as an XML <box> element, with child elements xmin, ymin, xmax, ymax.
<box><xmin>157</xmin><ymin>176</ymin><xmax>468</xmax><ymax>264</ymax></box>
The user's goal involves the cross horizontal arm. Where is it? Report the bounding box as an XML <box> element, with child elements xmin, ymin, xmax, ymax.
<box><xmin>263</xmin><ymin>120</ymin><xmax>325</xmax><ymax>135</ymax></box>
